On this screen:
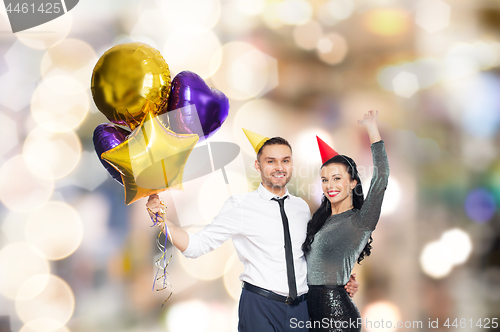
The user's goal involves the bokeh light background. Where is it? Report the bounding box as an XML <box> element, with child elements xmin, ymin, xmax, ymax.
<box><xmin>0</xmin><ymin>0</ymin><xmax>500</xmax><ymax>331</ymax></box>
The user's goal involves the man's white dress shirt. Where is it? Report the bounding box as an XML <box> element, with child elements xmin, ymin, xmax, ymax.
<box><xmin>182</xmin><ymin>183</ymin><xmax>311</xmax><ymax>296</ymax></box>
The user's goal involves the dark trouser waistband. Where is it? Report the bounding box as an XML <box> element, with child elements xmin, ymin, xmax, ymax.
<box><xmin>242</xmin><ymin>282</ymin><xmax>307</xmax><ymax>305</ymax></box>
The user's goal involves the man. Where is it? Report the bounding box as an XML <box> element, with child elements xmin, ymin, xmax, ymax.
<box><xmin>147</xmin><ymin>130</ymin><xmax>359</xmax><ymax>331</ymax></box>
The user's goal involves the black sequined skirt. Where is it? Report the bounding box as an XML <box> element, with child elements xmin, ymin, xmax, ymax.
<box><xmin>307</xmin><ymin>285</ymin><xmax>361</xmax><ymax>332</ymax></box>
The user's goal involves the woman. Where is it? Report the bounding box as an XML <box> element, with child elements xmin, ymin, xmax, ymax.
<box><xmin>302</xmin><ymin>110</ymin><xmax>389</xmax><ymax>331</ymax></box>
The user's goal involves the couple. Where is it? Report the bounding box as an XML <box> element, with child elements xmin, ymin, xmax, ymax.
<box><xmin>147</xmin><ymin>110</ymin><xmax>389</xmax><ymax>331</ymax></box>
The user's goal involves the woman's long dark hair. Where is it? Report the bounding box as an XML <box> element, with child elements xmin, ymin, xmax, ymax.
<box><xmin>302</xmin><ymin>155</ymin><xmax>373</xmax><ymax>264</ymax></box>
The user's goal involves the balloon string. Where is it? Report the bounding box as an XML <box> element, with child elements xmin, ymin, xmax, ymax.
<box><xmin>148</xmin><ymin>199</ymin><xmax>173</xmax><ymax>306</ymax></box>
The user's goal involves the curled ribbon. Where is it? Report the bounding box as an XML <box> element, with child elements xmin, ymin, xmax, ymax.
<box><xmin>148</xmin><ymin>198</ymin><xmax>174</xmax><ymax>306</ymax></box>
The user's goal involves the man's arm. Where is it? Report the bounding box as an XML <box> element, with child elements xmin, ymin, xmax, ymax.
<box><xmin>147</xmin><ymin>194</ymin><xmax>189</xmax><ymax>252</ymax></box>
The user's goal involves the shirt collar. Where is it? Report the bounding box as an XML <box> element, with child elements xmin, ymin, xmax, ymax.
<box><xmin>257</xmin><ymin>183</ymin><xmax>290</xmax><ymax>201</ymax></box>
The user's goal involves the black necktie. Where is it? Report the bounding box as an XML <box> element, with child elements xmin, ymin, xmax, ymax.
<box><xmin>272</xmin><ymin>196</ymin><xmax>297</xmax><ymax>301</ymax></box>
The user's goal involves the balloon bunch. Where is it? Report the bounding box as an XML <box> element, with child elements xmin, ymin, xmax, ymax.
<box><xmin>91</xmin><ymin>43</ymin><xmax>230</xmax><ymax>205</ymax></box>
<box><xmin>91</xmin><ymin>42</ymin><xmax>230</xmax><ymax>305</ymax></box>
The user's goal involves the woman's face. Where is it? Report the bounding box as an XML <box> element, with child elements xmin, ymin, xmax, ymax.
<box><xmin>321</xmin><ymin>163</ymin><xmax>357</xmax><ymax>207</ymax></box>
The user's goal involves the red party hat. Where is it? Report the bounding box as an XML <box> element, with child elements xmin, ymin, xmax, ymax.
<box><xmin>316</xmin><ymin>136</ymin><xmax>339</xmax><ymax>164</ymax></box>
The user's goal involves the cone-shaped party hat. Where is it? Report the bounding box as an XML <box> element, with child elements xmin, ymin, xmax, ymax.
<box><xmin>243</xmin><ymin>128</ymin><xmax>270</xmax><ymax>154</ymax></box>
<box><xmin>317</xmin><ymin>136</ymin><xmax>339</xmax><ymax>164</ymax></box>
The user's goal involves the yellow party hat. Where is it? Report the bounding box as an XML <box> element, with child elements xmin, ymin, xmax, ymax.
<box><xmin>242</xmin><ymin>128</ymin><xmax>270</xmax><ymax>154</ymax></box>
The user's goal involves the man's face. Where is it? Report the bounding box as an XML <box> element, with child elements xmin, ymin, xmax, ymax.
<box><xmin>255</xmin><ymin>144</ymin><xmax>293</xmax><ymax>189</ymax></box>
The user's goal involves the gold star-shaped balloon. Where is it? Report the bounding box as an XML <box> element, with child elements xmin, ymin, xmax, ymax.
<box><xmin>101</xmin><ymin>111</ymin><xmax>199</xmax><ymax>205</ymax></box>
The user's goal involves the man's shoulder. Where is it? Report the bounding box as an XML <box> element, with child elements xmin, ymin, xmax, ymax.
<box><xmin>287</xmin><ymin>193</ymin><xmax>310</xmax><ymax>210</ymax></box>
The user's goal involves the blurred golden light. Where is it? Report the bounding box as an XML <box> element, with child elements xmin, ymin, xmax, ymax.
<box><xmin>317</xmin><ymin>32</ymin><xmax>348</xmax><ymax>65</ymax></box>
<box><xmin>40</xmin><ymin>38</ymin><xmax>97</xmax><ymax>92</ymax></box>
<box><xmin>276</xmin><ymin>0</ymin><xmax>313</xmax><ymax>26</ymax></box>
<box><xmin>223</xmin><ymin>254</ymin><xmax>244</xmax><ymax>300</ymax></box>
<box><xmin>23</xmin><ymin>128</ymin><xmax>82</xmax><ymax>180</ymax></box>
<box><xmin>20</xmin><ymin>319</ymin><xmax>70</xmax><ymax>332</ymax></box>
<box><xmin>165</xmin><ymin>300</ymin><xmax>210</xmax><ymax>332</ymax></box>
<box><xmin>232</xmin><ymin>99</ymin><xmax>284</xmax><ymax>156</ymax></box>
<box><xmin>211</xmin><ymin>42</ymin><xmax>278</xmax><ymax>100</ymax></box>
<box><xmin>0</xmin><ymin>155</ymin><xmax>54</xmax><ymax>212</ymax></box>
<box><xmin>198</xmin><ymin>171</ymin><xmax>248</xmax><ymax>220</ymax></box>
<box><xmin>16</xmin><ymin>13</ymin><xmax>72</xmax><ymax>50</ymax></box>
<box><xmin>381</xmin><ymin>177</ymin><xmax>401</xmax><ymax>216</ymax></box>
<box><xmin>364</xmin><ymin>9</ymin><xmax>410</xmax><ymax>36</ymax></box>
<box><xmin>440</xmin><ymin>228</ymin><xmax>472</xmax><ymax>265</ymax></box>
<box><xmin>317</xmin><ymin>0</ymin><xmax>355</xmax><ymax>25</ymax></box>
<box><xmin>179</xmin><ymin>238</ymin><xmax>235</xmax><ymax>281</ymax></box>
<box><xmin>293</xmin><ymin>20</ymin><xmax>323</xmax><ymax>50</ymax></box>
<box><xmin>362</xmin><ymin>301</ymin><xmax>401</xmax><ymax>332</ymax></box>
<box><xmin>420</xmin><ymin>241</ymin><xmax>453</xmax><ymax>279</ymax></box>
<box><xmin>16</xmin><ymin>275</ymin><xmax>75</xmax><ymax>328</ymax></box>
<box><xmin>158</xmin><ymin>0</ymin><xmax>221</xmax><ymax>29</ymax></box>
<box><xmin>0</xmin><ymin>242</ymin><xmax>50</xmax><ymax>300</ymax></box>
<box><xmin>0</xmin><ymin>111</ymin><xmax>19</xmax><ymax>158</ymax></box>
<box><xmin>25</xmin><ymin>201</ymin><xmax>84</xmax><ymax>260</ymax></box>
<box><xmin>31</xmin><ymin>76</ymin><xmax>89</xmax><ymax>132</ymax></box>
<box><xmin>163</xmin><ymin>26</ymin><xmax>222</xmax><ymax>78</ymax></box>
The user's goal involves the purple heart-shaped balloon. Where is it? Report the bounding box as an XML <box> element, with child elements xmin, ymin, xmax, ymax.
<box><xmin>93</xmin><ymin>123</ymin><xmax>130</xmax><ymax>185</ymax></box>
<box><xmin>165</xmin><ymin>71</ymin><xmax>229</xmax><ymax>142</ymax></box>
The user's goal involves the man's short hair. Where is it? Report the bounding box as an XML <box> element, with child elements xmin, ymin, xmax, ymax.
<box><xmin>257</xmin><ymin>137</ymin><xmax>292</xmax><ymax>162</ymax></box>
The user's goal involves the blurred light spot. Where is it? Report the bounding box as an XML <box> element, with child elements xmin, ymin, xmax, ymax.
<box><xmin>415</xmin><ymin>0</ymin><xmax>450</xmax><ymax>33</ymax></box>
<box><xmin>232</xmin><ymin>0</ymin><xmax>265</xmax><ymax>16</ymax></box>
<box><xmin>179</xmin><ymin>239</ymin><xmax>235</xmax><ymax>280</ymax></box>
<box><xmin>25</xmin><ymin>201</ymin><xmax>83</xmax><ymax>260</ymax></box>
<box><xmin>211</xmin><ymin>42</ymin><xmax>278</xmax><ymax>100</ymax></box>
<box><xmin>221</xmin><ymin>3</ymin><xmax>260</xmax><ymax>35</ymax></box>
<box><xmin>317</xmin><ymin>0</ymin><xmax>355</xmax><ymax>26</ymax></box>
<box><xmin>0</xmin><ymin>155</ymin><xmax>54</xmax><ymax>212</ymax></box>
<box><xmin>1</xmin><ymin>211</ymin><xmax>29</xmax><ymax>243</ymax></box>
<box><xmin>165</xmin><ymin>300</ymin><xmax>210</xmax><ymax>332</ymax></box>
<box><xmin>420</xmin><ymin>241</ymin><xmax>453</xmax><ymax>279</ymax></box>
<box><xmin>59</xmin><ymin>151</ymin><xmax>108</xmax><ymax>191</ymax></box>
<box><xmin>0</xmin><ymin>111</ymin><xmax>18</xmax><ymax>158</ymax></box>
<box><xmin>261</xmin><ymin>2</ymin><xmax>284</xmax><ymax>29</ymax></box>
<box><xmin>198</xmin><ymin>171</ymin><xmax>248</xmax><ymax>220</ymax></box>
<box><xmin>381</xmin><ymin>177</ymin><xmax>400</xmax><ymax>216</ymax></box>
<box><xmin>365</xmin><ymin>9</ymin><xmax>410</xmax><ymax>36</ymax></box>
<box><xmin>31</xmin><ymin>76</ymin><xmax>89</xmax><ymax>132</ymax></box>
<box><xmin>293</xmin><ymin>20</ymin><xmax>323</xmax><ymax>50</ymax></box>
<box><xmin>163</xmin><ymin>26</ymin><xmax>222</xmax><ymax>78</ymax></box>
<box><xmin>20</xmin><ymin>319</ymin><xmax>70</xmax><ymax>332</ymax></box>
<box><xmin>75</xmin><ymin>193</ymin><xmax>111</xmax><ymax>253</ymax></box>
<box><xmin>232</xmin><ymin>99</ymin><xmax>284</xmax><ymax>156</ymax></box>
<box><xmin>16</xmin><ymin>274</ymin><xmax>75</xmax><ymax>327</ymax></box>
<box><xmin>129</xmin><ymin>9</ymin><xmax>171</xmax><ymax>48</ymax></box>
<box><xmin>317</xmin><ymin>32</ymin><xmax>348</xmax><ymax>65</ymax></box>
<box><xmin>0</xmin><ymin>242</ymin><xmax>50</xmax><ymax>300</ymax></box>
<box><xmin>41</xmin><ymin>38</ymin><xmax>97</xmax><ymax>92</ymax></box>
<box><xmin>158</xmin><ymin>0</ymin><xmax>221</xmax><ymax>29</ymax></box>
<box><xmin>223</xmin><ymin>254</ymin><xmax>244</xmax><ymax>300</ymax></box>
<box><xmin>362</xmin><ymin>301</ymin><xmax>400</xmax><ymax>332</ymax></box>
<box><xmin>462</xmin><ymin>137</ymin><xmax>496</xmax><ymax>171</ymax></box>
<box><xmin>461</xmin><ymin>74</ymin><xmax>500</xmax><ymax>138</ymax></box>
<box><xmin>23</xmin><ymin>128</ymin><xmax>82</xmax><ymax>180</ymax></box>
<box><xmin>413</xmin><ymin>58</ymin><xmax>443</xmax><ymax>88</ymax></box>
<box><xmin>440</xmin><ymin>228</ymin><xmax>472</xmax><ymax>265</ymax></box>
<box><xmin>16</xmin><ymin>13</ymin><xmax>72</xmax><ymax>50</ymax></box>
<box><xmin>392</xmin><ymin>71</ymin><xmax>419</xmax><ymax>98</ymax></box>
<box><xmin>276</xmin><ymin>0</ymin><xmax>313</xmax><ymax>26</ymax></box>
<box><xmin>464</xmin><ymin>188</ymin><xmax>496</xmax><ymax>223</ymax></box>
